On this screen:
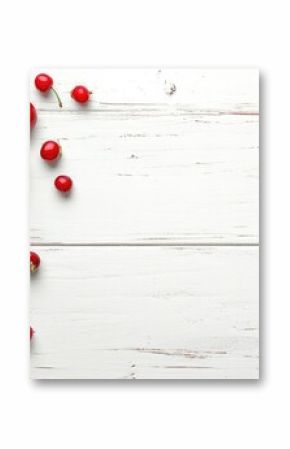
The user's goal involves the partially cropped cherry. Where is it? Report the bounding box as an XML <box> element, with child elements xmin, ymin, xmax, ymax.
<box><xmin>71</xmin><ymin>85</ymin><xmax>92</xmax><ymax>103</ymax></box>
<box><xmin>30</xmin><ymin>251</ymin><xmax>40</xmax><ymax>273</ymax></box>
<box><xmin>30</xmin><ymin>326</ymin><xmax>34</xmax><ymax>340</ymax></box>
<box><xmin>40</xmin><ymin>140</ymin><xmax>61</xmax><ymax>162</ymax></box>
<box><xmin>54</xmin><ymin>175</ymin><xmax>73</xmax><ymax>192</ymax></box>
<box><xmin>35</xmin><ymin>73</ymin><xmax>63</xmax><ymax>108</ymax></box>
<box><xmin>30</xmin><ymin>103</ymin><xmax>37</xmax><ymax>129</ymax></box>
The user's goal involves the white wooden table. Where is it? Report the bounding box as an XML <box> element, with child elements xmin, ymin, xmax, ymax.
<box><xmin>30</xmin><ymin>68</ymin><xmax>259</xmax><ymax>379</ymax></box>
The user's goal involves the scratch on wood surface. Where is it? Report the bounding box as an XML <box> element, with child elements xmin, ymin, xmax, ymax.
<box><xmin>129</xmin><ymin>348</ymin><xmax>227</xmax><ymax>359</ymax></box>
<box><xmin>152</xmin><ymin>366</ymin><xmax>213</xmax><ymax>369</ymax></box>
<box><xmin>35</xmin><ymin>366</ymin><xmax>55</xmax><ymax>369</ymax></box>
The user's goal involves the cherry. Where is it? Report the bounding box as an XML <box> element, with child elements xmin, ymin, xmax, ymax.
<box><xmin>30</xmin><ymin>103</ymin><xmax>37</xmax><ymax>129</ymax></box>
<box><xmin>35</xmin><ymin>73</ymin><xmax>63</xmax><ymax>108</ymax></box>
<box><xmin>71</xmin><ymin>85</ymin><xmax>91</xmax><ymax>103</ymax></box>
<box><xmin>30</xmin><ymin>326</ymin><xmax>34</xmax><ymax>340</ymax></box>
<box><xmin>54</xmin><ymin>175</ymin><xmax>73</xmax><ymax>192</ymax></box>
<box><xmin>40</xmin><ymin>140</ymin><xmax>61</xmax><ymax>162</ymax></box>
<box><xmin>30</xmin><ymin>251</ymin><xmax>40</xmax><ymax>273</ymax></box>
<box><xmin>35</xmin><ymin>73</ymin><xmax>53</xmax><ymax>91</ymax></box>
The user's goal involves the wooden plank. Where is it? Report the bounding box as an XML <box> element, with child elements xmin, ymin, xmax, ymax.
<box><xmin>30</xmin><ymin>246</ymin><xmax>259</xmax><ymax>379</ymax></box>
<box><xmin>30</xmin><ymin>113</ymin><xmax>258</xmax><ymax>244</ymax></box>
<box><xmin>30</xmin><ymin>68</ymin><xmax>259</xmax><ymax>113</ymax></box>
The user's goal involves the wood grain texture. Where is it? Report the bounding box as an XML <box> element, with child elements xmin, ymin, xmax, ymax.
<box><xmin>30</xmin><ymin>68</ymin><xmax>259</xmax><ymax>114</ymax></box>
<box><xmin>30</xmin><ymin>68</ymin><xmax>259</xmax><ymax>379</ymax></box>
<box><xmin>30</xmin><ymin>112</ymin><xmax>258</xmax><ymax>244</ymax></box>
<box><xmin>30</xmin><ymin>246</ymin><xmax>259</xmax><ymax>379</ymax></box>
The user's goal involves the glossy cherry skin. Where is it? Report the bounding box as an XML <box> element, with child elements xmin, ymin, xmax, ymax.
<box><xmin>54</xmin><ymin>175</ymin><xmax>73</xmax><ymax>192</ymax></box>
<box><xmin>34</xmin><ymin>73</ymin><xmax>62</xmax><ymax>107</ymax></box>
<box><xmin>71</xmin><ymin>85</ymin><xmax>91</xmax><ymax>103</ymax></box>
<box><xmin>30</xmin><ymin>251</ymin><xmax>40</xmax><ymax>273</ymax></box>
<box><xmin>30</xmin><ymin>326</ymin><xmax>34</xmax><ymax>340</ymax></box>
<box><xmin>40</xmin><ymin>140</ymin><xmax>61</xmax><ymax>161</ymax></box>
<box><xmin>35</xmin><ymin>73</ymin><xmax>53</xmax><ymax>92</ymax></box>
<box><xmin>30</xmin><ymin>103</ymin><xmax>37</xmax><ymax>129</ymax></box>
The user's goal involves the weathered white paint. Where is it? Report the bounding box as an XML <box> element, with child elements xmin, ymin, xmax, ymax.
<box><xmin>30</xmin><ymin>246</ymin><xmax>259</xmax><ymax>379</ymax></box>
<box><xmin>30</xmin><ymin>68</ymin><xmax>259</xmax><ymax>113</ymax></box>
<box><xmin>30</xmin><ymin>68</ymin><xmax>259</xmax><ymax>379</ymax></box>
<box><xmin>30</xmin><ymin>112</ymin><xmax>258</xmax><ymax>244</ymax></box>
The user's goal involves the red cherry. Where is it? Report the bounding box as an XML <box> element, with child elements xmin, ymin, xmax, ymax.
<box><xmin>35</xmin><ymin>73</ymin><xmax>53</xmax><ymax>91</ymax></box>
<box><xmin>34</xmin><ymin>73</ymin><xmax>62</xmax><ymax>108</ymax></box>
<box><xmin>71</xmin><ymin>85</ymin><xmax>91</xmax><ymax>103</ymax></box>
<box><xmin>30</xmin><ymin>103</ymin><xmax>37</xmax><ymax>129</ymax></box>
<box><xmin>30</xmin><ymin>251</ymin><xmax>40</xmax><ymax>273</ymax></box>
<box><xmin>30</xmin><ymin>326</ymin><xmax>34</xmax><ymax>340</ymax></box>
<box><xmin>40</xmin><ymin>140</ymin><xmax>61</xmax><ymax>161</ymax></box>
<box><xmin>54</xmin><ymin>175</ymin><xmax>73</xmax><ymax>192</ymax></box>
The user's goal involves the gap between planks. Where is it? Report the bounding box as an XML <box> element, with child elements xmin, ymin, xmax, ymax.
<box><xmin>31</xmin><ymin>242</ymin><xmax>259</xmax><ymax>247</ymax></box>
<box><xmin>35</xmin><ymin>108</ymin><xmax>259</xmax><ymax>116</ymax></box>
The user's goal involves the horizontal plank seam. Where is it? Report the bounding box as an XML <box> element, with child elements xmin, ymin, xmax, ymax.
<box><xmin>35</xmin><ymin>109</ymin><xmax>259</xmax><ymax>116</ymax></box>
<box><xmin>30</xmin><ymin>242</ymin><xmax>259</xmax><ymax>247</ymax></box>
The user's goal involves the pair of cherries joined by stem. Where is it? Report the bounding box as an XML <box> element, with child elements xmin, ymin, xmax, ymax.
<box><xmin>35</xmin><ymin>73</ymin><xmax>92</xmax><ymax>106</ymax></box>
<box><xmin>40</xmin><ymin>140</ymin><xmax>73</xmax><ymax>193</ymax></box>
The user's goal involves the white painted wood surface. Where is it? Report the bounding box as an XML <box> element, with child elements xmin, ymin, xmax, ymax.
<box><xmin>30</xmin><ymin>68</ymin><xmax>259</xmax><ymax>113</ymax></box>
<box><xmin>30</xmin><ymin>68</ymin><xmax>259</xmax><ymax>379</ymax></box>
<box><xmin>30</xmin><ymin>113</ymin><xmax>258</xmax><ymax>244</ymax></box>
<box><xmin>30</xmin><ymin>246</ymin><xmax>259</xmax><ymax>379</ymax></box>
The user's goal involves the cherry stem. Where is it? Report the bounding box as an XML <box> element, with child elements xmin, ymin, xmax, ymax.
<box><xmin>51</xmin><ymin>86</ymin><xmax>63</xmax><ymax>108</ymax></box>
